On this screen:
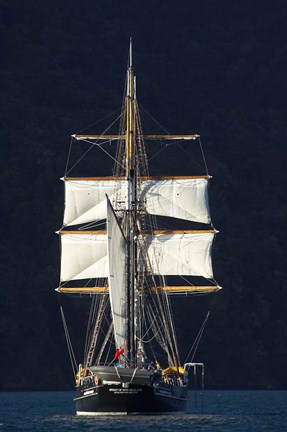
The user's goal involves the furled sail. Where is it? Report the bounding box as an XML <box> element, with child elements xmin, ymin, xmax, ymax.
<box><xmin>106</xmin><ymin>197</ymin><xmax>127</xmax><ymax>350</ymax></box>
<box><xmin>141</xmin><ymin>230</ymin><xmax>215</xmax><ymax>279</ymax></box>
<box><xmin>63</xmin><ymin>178</ymin><xmax>127</xmax><ymax>226</ymax></box>
<box><xmin>60</xmin><ymin>231</ymin><xmax>108</xmax><ymax>281</ymax></box>
<box><xmin>140</xmin><ymin>177</ymin><xmax>210</xmax><ymax>224</ymax></box>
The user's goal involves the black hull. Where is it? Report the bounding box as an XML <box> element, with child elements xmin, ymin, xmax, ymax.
<box><xmin>75</xmin><ymin>382</ymin><xmax>187</xmax><ymax>415</ymax></box>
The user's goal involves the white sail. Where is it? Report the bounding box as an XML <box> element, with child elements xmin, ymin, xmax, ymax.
<box><xmin>60</xmin><ymin>232</ymin><xmax>108</xmax><ymax>281</ymax></box>
<box><xmin>62</xmin><ymin>176</ymin><xmax>210</xmax><ymax>227</ymax></box>
<box><xmin>107</xmin><ymin>198</ymin><xmax>127</xmax><ymax>350</ymax></box>
<box><xmin>140</xmin><ymin>177</ymin><xmax>210</xmax><ymax>223</ymax></box>
<box><xmin>60</xmin><ymin>229</ymin><xmax>215</xmax><ymax>282</ymax></box>
<box><xmin>63</xmin><ymin>178</ymin><xmax>127</xmax><ymax>226</ymax></box>
<box><xmin>142</xmin><ymin>231</ymin><xmax>215</xmax><ymax>278</ymax></box>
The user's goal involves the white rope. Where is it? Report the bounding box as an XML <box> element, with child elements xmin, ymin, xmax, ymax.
<box><xmin>65</xmin><ymin>112</ymin><xmax>125</xmax><ymax>175</ymax></box>
<box><xmin>184</xmin><ymin>311</ymin><xmax>211</xmax><ymax>364</ymax></box>
<box><xmin>177</xmin><ymin>141</ymin><xmax>207</xmax><ymax>173</ymax></box>
<box><xmin>129</xmin><ymin>367</ymin><xmax>138</xmax><ymax>384</ymax></box>
<box><xmin>147</xmin><ymin>144</ymin><xmax>167</xmax><ymax>162</ymax></box>
<box><xmin>77</xmin><ymin>108</ymin><xmax>121</xmax><ymax>134</ymax></box>
<box><xmin>60</xmin><ymin>306</ymin><xmax>77</xmax><ymax>375</ymax></box>
<box><xmin>138</xmin><ymin>103</ymin><xmax>170</xmax><ymax>134</ymax></box>
<box><xmin>65</xmin><ymin>137</ymin><xmax>74</xmax><ymax>177</ymax></box>
<box><xmin>136</xmin><ymin>311</ymin><xmax>160</xmax><ymax>343</ymax></box>
<box><xmin>114</xmin><ymin>366</ymin><xmax>123</xmax><ymax>383</ymax></box>
<box><xmin>198</xmin><ymin>136</ymin><xmax>209</xmax><ymax>175</ymax></box>
<box><xmin>179</xmin><ymin>276</ymin><xmax>194</xmax><ymax>286</ymax></box>
<box><xmin>137</xmin><ymin>332</ymin><xmax>158</xmax><ymax>344</ymax></box>
<box><xmin>84</xmin><ymin>138</ymin><xmax>126</xmax><ymax>168</ymax></box>
<box><xmin>78</xmin><ymin>221</ymin><xmax>106</xmax><ymax>230</ymax></box>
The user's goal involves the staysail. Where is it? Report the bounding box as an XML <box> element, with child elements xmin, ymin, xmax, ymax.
<box><xmin>106</xmin><ymin>197</ymin><xmax>127</xmax><ymax>350</ymax></box>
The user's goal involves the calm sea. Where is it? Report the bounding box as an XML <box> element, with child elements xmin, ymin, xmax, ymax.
<box><xmin>0</xmin><ymin>390</ymin><xmax>286</xmax><ymax>431</ymax></box>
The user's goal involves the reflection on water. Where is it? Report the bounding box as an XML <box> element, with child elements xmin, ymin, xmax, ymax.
<box><xmin>30</xmin><ymin>412</ymin><xmax>287</xmax><ymax>432</ymax></box>
<box><xmin>0</xmin><ymin>390</ymin><xmax>286</xmax><ymax>431</ymax></box>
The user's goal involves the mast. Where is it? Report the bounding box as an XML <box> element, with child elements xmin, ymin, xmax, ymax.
<box><xmin>126</xmin><ymin>38</ymin><xmax>136</xmax><ymax>365</ymax></box>
<box><xmin>58</xmin><ymin>41</ymin><xmax>221</xmax><ymax>375</ymax></box>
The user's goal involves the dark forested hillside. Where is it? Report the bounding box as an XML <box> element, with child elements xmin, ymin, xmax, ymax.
<box><xmin>1</xmin><ymin>0</ymin><xmax>287</xmax><ymax>390</ymax></box>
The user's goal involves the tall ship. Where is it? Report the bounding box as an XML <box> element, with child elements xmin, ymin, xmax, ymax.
<box><xmin>56</xmin><ymin>41</ymin><xmax>221</xmax><ymax>415</ymax></box>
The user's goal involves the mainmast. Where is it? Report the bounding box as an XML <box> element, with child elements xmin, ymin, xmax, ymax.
<box><xmin>125</xmin><ymin>38</ymin><xmax>137</xmax><ymax>366</ymax></box>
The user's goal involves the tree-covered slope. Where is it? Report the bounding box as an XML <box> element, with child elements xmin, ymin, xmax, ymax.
<box><xmin>0</xmin><ymin>0</ymin><xmax>286</xmax><ymax>389</ymax></box>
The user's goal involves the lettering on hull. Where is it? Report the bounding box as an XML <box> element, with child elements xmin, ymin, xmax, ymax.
<box><xmin>109</xmin><ymin>388</ymin><xmax>143</xmax><ymax>394</ymax></box>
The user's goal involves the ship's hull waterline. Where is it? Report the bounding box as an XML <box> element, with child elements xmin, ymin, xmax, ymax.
<box><xmin>75</xmin><ymin>366</ymin><xmax>187</xmax><ymax>415</ymax></box>
<box><xmin>75</xmin><ymin>382</ymin><xmax>187</xmax><ymax>415</ymax></box>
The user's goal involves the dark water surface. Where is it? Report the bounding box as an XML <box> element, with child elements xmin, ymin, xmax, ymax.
<box><xmin>0</xmin><ymin>390</ymin><xmax>286</xmax><ymax>431</ymax></box>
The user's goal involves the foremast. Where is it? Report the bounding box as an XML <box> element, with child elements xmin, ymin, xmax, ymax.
<box><xmin>125</xmin><ymin>39</ymin><xmax>137</xmax><ymax>366</ymax></box>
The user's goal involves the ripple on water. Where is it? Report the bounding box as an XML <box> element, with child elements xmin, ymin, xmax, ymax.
<box><xmin>0</xmin><ymin>391</ymin><xmax>287</xmax><ymax>432</ymax></box>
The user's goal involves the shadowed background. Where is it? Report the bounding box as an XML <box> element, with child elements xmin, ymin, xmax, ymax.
<box><xmin>0</xmin><ymin>0</ymin><xmax>286</xmax><ymax>390</ymax></box>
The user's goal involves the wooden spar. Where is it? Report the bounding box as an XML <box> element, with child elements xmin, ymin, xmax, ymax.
<box><xmin>142</xmin><ymin>134</ymin><xmax>199</xmax><ymax>140</ymax></box>
<box><xmin>73</xmin><ymin>134</ymin><xmax>199</xmax><ymax>140</ymax></box>
<box><xmin>63</xmin><ymin>175</ymin><xmax>210</xmax><ymax>181</ymax></box>
<box><xmin>56</xmin><ymin>287</ymin><xmax>108</xmax><ymax>294</ymax></box>
<box><xmin>139</xmin><ymin>175</ymin><xmax>210</xmax><ymax>180</ymax></box>
<box><xmin>56</xmin><ymin>286</ymin><xmax>221</xmax><ymax>294</ymax></box>
<box><xmin>59</xmin><ymin>229</ymin><xmax>216</xmax><ymax>235</ymax></box>
<box><xmin>142</xmin><ymin>229</ymin><xmax>217</xmax><ymax>235</ymax></box>
<box><xmin>59</xmin><ymin>230</ymin><xmax>107</xmax><ymax>235</ymax></box>
<box><xmin>72</xmin><ymin>134</ymin><xmax>124</xmax><ymax>140</ymax></box>
<box><xmin>143</xmin><ymin>286</ymin><xmax>222</xmax><ymax>293</ymax></box>
<box><xmin>63</xmin><ymin>176</ymin><xmax>126</xmax><ymax>181</ymax></box>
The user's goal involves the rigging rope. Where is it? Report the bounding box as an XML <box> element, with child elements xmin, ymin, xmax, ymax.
<box><xmin>184</xmin><ymin>310</ymin><xmax>211</xmax><ymax>364</ymax></box>
<box><xmin>65</xmin><ymin>136</ymin><xmax>74</xmax><ymax>177</ymax></box>
<box><xmin>198</xmin><ymin>136</ymin><xmax>209</xmax><ymax>175</ymax></box>
<box><xmin>136</xmin><ymin>311</ymin><xmax>160</xmax><ymax>344</ymax></box>
<box><xmin>84</xmin><ymin>293</ymin><xmax>99</xmax><ymax>361</ymax></box>
<box><xmin>147</xmin><ymin>144</ymin><xmax>168</xmax><ymax>162</ymax></box>
<box><xmin>77</xmin><ymin>108</ymin><xmax>121</xmax><ymax>134</ymax></box>
<box><xmin>65</xmin><ymin>112</ymin><xmax>124</xmax><ymax>176</ymax></box>
<box><xmin>60</xmin><ymin>306</ymin><xmax>77</xmax><ymax>376</ymax></box>
<box><xmin>138</xmin><ymin>103</ymin><xmax>170</xmax><ymax>134</ymax></box>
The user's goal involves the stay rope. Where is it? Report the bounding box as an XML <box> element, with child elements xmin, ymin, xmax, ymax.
<box><xmin>65</xmin><ymin>112</ymin><xmax>124</xmax><ymax>176</ymax></box>
<box><xmin>60</xmin><ymin>305</ymin><xmax>77</xmax><ymax>376</ymax></box>
<box><xmin>184</xmin><ymin>310</ymin><xmax>211</xmax><ymax>364</ymax></box>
